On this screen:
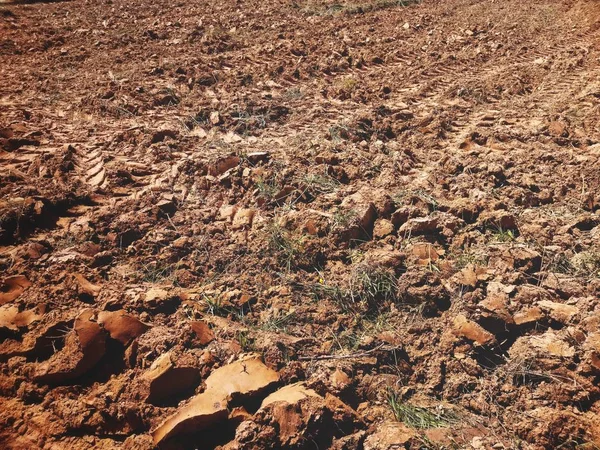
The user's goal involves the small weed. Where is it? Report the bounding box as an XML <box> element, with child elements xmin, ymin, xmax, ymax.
<box><xmin>182</xmin><ymin>303</ymin><xmax>202</xmax><ymax>321</ymax></box>
<box><xmin>306</xmin><ymin>280</ymin><xmax>345</xmax><ymax>303</ymax></box>
<box><xmin>203</xmin><ymin>294</ymin><xmax>246</xmax><ymax>320</ymax></box>
<box><xmin>204</xmin><ymin>24</ymin><xmax>230</xmax><ymax>40</ymax></box>
<box><xmin>571</xmin><ymin>251</ymin><xmax>600</xmax><ymax>278</ymax></box>
<box><xmin>362</xmin><ymin>311</ymin><xmax>395</xmax><ymax>334</ymax></box>
<box><xmin>297</xmin><ymin>267</ymin><xmax>397</xmax><ymax>313</ymax></box>
<box><xmin>414</xmin><ymin>189</ymin><xmax>438</xmax><ymax>211</ymax></box>
<box><xmin>348</xmin><ymin>249</ymin><xmax>365</xmax><ymax>265</ymax></box>
<box><xmin>453</xmin><ymin>251</ymin><xmax>487</xmax><ymax>270</ymax></box>
<box><xmin>329</xmin><ymin>123</ymin><xmax>351</xmax><ymax>142</ymax></box>
<box><xmin>283</xmin><ymin>87</ymin><xmax>304</xmax><ymax>100</ymax></box>
<box><xmin>387</xmin><ymin>390</ymin><xmax>460</xmax><ymax>429</ymax></box>
<box><xmin>261</xmin><ymin>311</ymin><xmax>297</xmax><ymax>332</ymax></box>
<box><xmin>346</xmin><ymin>266</ymin><xmax>398</xmax><ymax>310</ymax></box>
<box><xmin>54</xmin><ymin>232</ymin><xmax>84</xmax><ymax>250</ymax></box>
<box><xmin>203</xmin><ymin>295</ymin><xmax>229</xmax><ymax>317</ymax></box>
<box><xmin>230</xmin><ymin>106</ymin><xmax>267</xmax><ymax>134</ymax></box>
<box><xmin>425</xmin><ymin>260</ymin><xmax>440</xmax><ymax>273</ymax></box>
<box><xmin>546</xmin><ymin>253</ymin><xmax>576</xmax><ymax>275</ymax></box>
<box><xmin>335</xmin><ymin>77</ymin><xmax>358</xmax><ymax>98</ymax></box>
<box><xmin>256</xmin><ymin>176</ymin><xmax>281</xmax><ymax>200</ymax></box>
<box><xmin>332</xmin><ymin>328</ymin><xmax>362</xmax><ymax>351</ymax></box>
<box><xmin>392</xmin><ymin>189</ymin><xmax>408</xmax><ymax>205</ymax></box>
<box><xmin>109</xmin><ymin>103</ymin><xmax>138</xmax><ymax>118</ymax></box>
<box><xmin>544</xmin><ymin>251</ymin><xmax>600</xmax><ymax>278</ymax></box>
<box><xmin>392</xmin><ymin>189</ymin><xmax>437</xmax><ymax>211</ymax></box>
<box><xmin>183</xmin><ymin>111</ymin><xmax>210</xmax><ymax>130</ymax></box>
<box><xmin>504</xmin><ymin>356</ymin><xmax>579</xmax><ymax>387</ymax></box>
<box><xmin>138</xmin><ymin>261</ymin><xmax>179</xmax><ymax>284</ymax></box>
<box><xmin>304</xmin><ymin>0</ymin><xmax>420</xmax><ymax>16</ymax></box>
<box><xmin>491</xmin><ymin>226</ymin><xmax>516</xmax><ymax>243</ymax></box>
<box><xmin>281</xmin><ymin>347</ymin><xmax>293</xmax><ymax>364</ymax></box>
<box><xmin>267</xmin><ymin>223</ymin><xmax>304</xmax><ymax>271</ymax></box>
<box><xmin>339</xmin><ymin>77</ymin><xmax>358</xmax><ymax>91</ymax></box>
<box><xmin>236</xmin><ymin>330</ymin><xmax>255</xmax><ymax>352</ymax></box>
<box><xmin>302</xmin><ymin>173</ymin><xmax>341</xmax><ymax>195</ymax></box>
<box><xmin>158</xmin><ymin>87</ymin><xmax>180</xmax><ymax>106</ymax></box>
<box><xmin>206</xmin><ymin>137</ymin><xmax>232</xmax><ymax>150</ymax></box>
<box><xmin>417</xmin><ymin>436</ymin><xmax>461</xmax><ymax>450</ymax></box>
<box><xmin>567</xmin><ymin>441</ymin><xmax>600</xmax><ymax>450</ymax></box>
<box><xmin>331</xmin><ymin>209</ymin><xmax>358</xmax><ymax>231</ymax></box>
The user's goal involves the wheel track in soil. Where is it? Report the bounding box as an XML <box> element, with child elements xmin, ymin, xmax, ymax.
<box><xmin>368</xmin><ymin>27</ymin><xmax>598</xmax><ymax>156</ymax></box>
<box><xmin>157</xmin><ymin>24</ymin><xmax>596</xmax><ymax>186</ymax></box>
<box><xmin>444</xmin><ymin>40</ymin><xmax>600</xmax><ymax>153</ymax></box>
<box><xmin>72</xmin><ymin>145</ymin><xmax>108</xmax><ymax>190</ymax></box>
<box><xmin>10</xmin><ymin>11</ymin><xmax>595</xmax><ymax>205</ymax></box>
<box><xmin>6</xmin><ymin>23</ymin><xmax>594</xmax><ymax>203</ymax></box>
<box><xmin>108</xmin><ymin>23</ymin><xmax>599</xmax><ymax>210</ymax></box>
<box><xmin>265</xmin><ymin>25</ymin><xmax>600</xmax><ymax>143</ymax></box>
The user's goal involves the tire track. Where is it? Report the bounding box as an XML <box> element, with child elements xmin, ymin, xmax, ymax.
<box><xmin>72</xmin><ymin>145</ymin><xmax>108</xmax><ymax>190</ymax></box>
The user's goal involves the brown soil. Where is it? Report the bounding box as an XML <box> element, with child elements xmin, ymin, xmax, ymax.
<box><xmin>1</xmin><ymin>0</ymin><xmax>600</xmax><ymax>448</ymax></box>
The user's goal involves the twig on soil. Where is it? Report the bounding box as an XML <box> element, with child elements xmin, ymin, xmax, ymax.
<box><xmin>166</xmin><ymin>213</ymin><xmax>178</xmax><ymax>232</ymax></box>
<box><xmin>298</xmin><ymin>343</ymin><xmax>388</xmax><ymax>360</ymax></box>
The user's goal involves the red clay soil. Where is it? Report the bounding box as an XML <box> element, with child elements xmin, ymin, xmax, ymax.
<box><xmin>1</xmin><ymin>0</ymin><xmax>600</xmax><ymax>448</ymax></box>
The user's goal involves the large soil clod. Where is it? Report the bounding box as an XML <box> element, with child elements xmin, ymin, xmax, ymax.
<box><xmin>33</xmin><ymin>310</ymin><xmax>107</xmax><ymax>384</ymax></box>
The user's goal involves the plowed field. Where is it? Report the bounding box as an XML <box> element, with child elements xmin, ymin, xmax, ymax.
<box><xmin>1</xmin><ymin>0</ymin><xmax>600</xmax><ymax>448</ymax></box>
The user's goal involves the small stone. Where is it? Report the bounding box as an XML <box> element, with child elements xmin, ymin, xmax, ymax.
<box><xmin>260</xmin><ymin>382</ymin><xmax>321</xmax><ymax>409</ymax></box>
<box><xmin>330</xmin><ymin>369</ymin><xmax>351</xmax><ymax>389</ymax></box>
<box><xmin>478</xmin><ymin>210</ymin><xmax>517</xmax><ymax>230</ymax></box>
<box><xmin>144</xmin><ymin>288</ymin><xmax>181</xmax><ymax>311</ymax></box>
<box><xmin>364</xmin><ymin>422</ymin><xmax>416</xmax><ymax>450</ymax></box>
<box><xmin>399</xmin><ymin>216</ymin><xmax>438</xmax><ymax>234</ymax></box>
<box><xmin>547</xmin><ymin>120</ymin><xmax>567</xmax><ymax>137</ymax></box>
<box><xmin>145</xmin><ymin>287</ymin><xmax>169</xmax><ymax>303</ymax></box>
<box><xmin>155</xmin><ymin>198</ymin><xmax>176</xmax><ymax>217</ymax></box>
<box><xmin>373</xmin><ymin>219</ymin><xmax>395</xmax><ymax>238</ymax></box>
<box><xmin>34</xmin><ymin>310</ymin><xmax>107</xmax><ymax>384</ymax></box>
<box><xmin>172</xmin><ymin>237</ymin><xmax>189</xmax><ymax>248</ymax></box>
<box><xmin>479</xmin><ymin>294</ymin><xmax>513</xmax><ymax>324</ymax></box>
<box><xmin>73</xmin><ymin>274</ymin><xmax>101</xmax><ymax>297</ymax></box>
<box><xmin>209</xmin><ymin>155</ymin><xmax>240</xmax><ymax>176</ymax></box>
<box><xmin>247</xmin><ymin>152</ymin><xmax>270</xmax><ymax>164</ymax></box>
<box><xmin>228</xmin><ymin>406</ymin><xmax>252</xmax><ymax>424</ymax></box>
<box><xmin>219</xmin><ymin>204</ymin><xmax>238</xmax><ymax>221</ymax></box>
<box><xmin>391</xmin><ymin>207</ymin><xmax>411</xmax><ymax>227</ymax></box>
<box><xmin>338</xmin><ymin>192</ymin><xmax>377</xmax><ymax>241</ymax></box>
<box><xmin>0</xmin><ymin>275</ymin><xmax>31</xmax><ymax>305</ymax></box>
<box><xmin>513</xmin><ymin>307</ymin><xmax>544</xmax><ymax>325</ymax></box>
<box><xmin>205</xmin><ymin>357</ymin><xmax>280</xmax><ymax>399</ymax></box>
<box><xmin>457</xmin><ymin>264</ymin><xmax>488</xmax><ymax>287</ymax></box>
<box><xmin>0</xmin><ymin>305</ymin><xmax>43</xmax><ymax>331</ymax></box>
<box><xmin>510</xmin><ymin>331</ymin><xmax>574</xmax><ymax>358</ymax></box>
<box><xmin>150</xmin><ymin>129</ymin><xmax>177</xmax><ymax>144</ymax></box>
<box><xmin>210</xmin><ymin>111</ymin><xmax>221</xmax><ymax>125</ymax></box>
<box><xmin>141</xmin><ymin>352</ymin><xmax>200</xmax><ymax>404</ymax></box>
<box><xmin>152</xmin><ymin>389</ymin><xmax>228</xmax><ymax>444</ymax></box>
<box><xmin>538</xmin><ymin>300</ymin><xmax>578</xmax><ymax>323</ymax></box>
<box><xmin>453</xmin><ymin>314</ymin><xmax>495</xmax><ymax>346</ymax></box>
<box><xmin>153</xmin><ymin>357</ymin><xmax>278</xmax><ymax>444</ymax></box>
<box><xmin>232</xmin><ymin>208</ymin><xmax>256</xmax><ymax>229</ymax></box>
<box><xmin>190</xmin><ymin>321</ymin><xmax>215</xmax><ymax>345</ymax></box>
